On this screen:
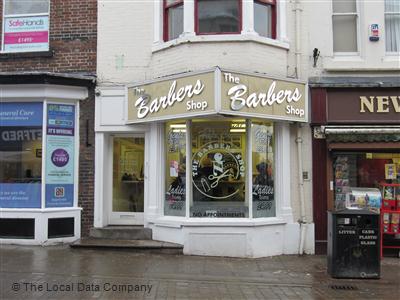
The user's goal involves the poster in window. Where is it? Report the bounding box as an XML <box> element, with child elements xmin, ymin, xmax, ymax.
<box><xmin>385</xmin><ymin>164</ymin><xmax>397</xmax><ymax>180</ymax></box>
<box><xmin>3</xmin><ymin>16</ymin><xmax>49</xmax><ymax>53</ymax></box>
<box><xmin>0</xmin><ymin>102</ymin><xmax>43</xmax><ymax>208</ymax></box>
<box><xmin>45</xmin><ymin>104</ymin><xmax>75</xmax><ymax>207</ymax></box>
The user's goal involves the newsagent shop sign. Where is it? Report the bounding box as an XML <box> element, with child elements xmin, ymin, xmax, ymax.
<box><xmin>127</xmin><ymin>68</ymin><xmax>307</xmax><ymax>123</ymax></box>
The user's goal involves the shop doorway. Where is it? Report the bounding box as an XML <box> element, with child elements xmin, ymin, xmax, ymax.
<box><xmin>109</xmin><ymin>136</ymin><xmax>145</xmax><ymax>225</ymax></box>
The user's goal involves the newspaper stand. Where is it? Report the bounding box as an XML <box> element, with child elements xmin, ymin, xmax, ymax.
<box><xmin>380</xmin><ymin>183</ymin><xmax>400</xmax><ymax>258</ymax></box>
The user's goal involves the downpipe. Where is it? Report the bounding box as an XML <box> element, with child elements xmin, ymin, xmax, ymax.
<box><xmin>293</xmin><ymin>0</ymin><xmax>307</xmax><ymax>255</ymax></box>
<box><xmin>296</xmin><ymin>123</ymin><xmax>307</xmax><ymax>255</ymax></box>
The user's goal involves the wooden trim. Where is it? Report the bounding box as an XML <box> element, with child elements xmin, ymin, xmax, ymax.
<box><xmin>164</xmin><ymin>0</ymin><xmax>183</xmax><ymax>9</ymax></box>
<box><xmin>312</xmin><ymin>136</ymin><xmax>328</xmax><ymax>254</ymax></box>
<box><xmin>163</xmin><ymin>0</ymin><xmax>183</xmax><ymax>41</ymax></box>
<box><xmin>257</xmin><ymin>0</ymin><xmax>275</xmax><ymax>4</ymax></box>
<box><xmin>310</xmin><ymin>88</ymin><xmax>327</xmax><ymax>125</ymax></box>
<box><xmin>326</xmin><ymin>151</ymin><xmax>334</xmax><ymax>212</ymax></box>
<box><xmin>195</xmin><ymin>0</ymin><xmax>242</xmax><ymax>35</ymax></box>
<box><xmin>328</xmin><ymin>142</ymin><xmax>400</xmax><ymax>150</ymax></box>
<box><xmin>254</xmin><ymin>0</ymin><xmax>277</xmax><ymax>39</ymax></box>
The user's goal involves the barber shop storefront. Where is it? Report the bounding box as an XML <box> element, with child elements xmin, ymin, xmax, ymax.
<box><xmin>95</xmin><ymin>68</ymin><xmax>312</xmax><ymax>257</ymax></box>
<box><xmin>311</xmin><ymin>84</ymin><xmax>400</xmax><ymax>255</ymax></box>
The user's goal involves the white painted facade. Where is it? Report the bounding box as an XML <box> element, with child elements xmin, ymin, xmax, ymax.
<box><xmin>95</xmin><ymin>0</ymin><xmax>315</xmax><ymax>257</ymax></box>
<box><xmin>0</xmin><ymin>84</ymin><xmax>87</xmax><ymax>245</ymax></box>
<box><xmin>303</xmin><ymin>0</ymin><xmax>400</xmax><ymax>75</ymax></box>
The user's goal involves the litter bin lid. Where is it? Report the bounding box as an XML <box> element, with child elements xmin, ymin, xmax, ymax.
<box><xmin>328</xmin><ymin>208</ymin><xmax>380</xmax><ymax>215</ymax></box>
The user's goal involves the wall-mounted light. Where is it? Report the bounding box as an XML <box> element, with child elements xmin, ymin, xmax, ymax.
<box><xmin>313</xmin><ymin>48</ymin><xmax>320</xmax><ymax>68</ymax></box>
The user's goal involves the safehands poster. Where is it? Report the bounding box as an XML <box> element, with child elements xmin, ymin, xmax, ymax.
<box><xmin>45</xmin><ymin>104</ymin><xmax>75</xmax><ymax>207</ymax></box>
<box><xmin>3</xmin><ymin>16</ymin><xmax>49</xmax><ymax>53</ymax></box>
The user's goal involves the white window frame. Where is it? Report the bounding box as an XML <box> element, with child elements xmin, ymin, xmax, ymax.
<box><xmin>384</xmin><ymin>0</ymin><xmax>400</xmax><ymax>54</ymax></box>
<box><xmin>331</xmin><ymin>0</ymin><xmax>360</xmax><ymax>56</ymax></box>
<box><xmin>1</xmin><ymin>0</ymin><xmax>50</xmax><ymax>53</ymax></box>
<box><xmin>153</xmin><ymin>0</ymin><xmax>288</xmax><ymax>52</ymax></box>
<box><xmin>163</xmin><ymin>118</ymin><xmax>280</xmax><ymax>220</ymax></box>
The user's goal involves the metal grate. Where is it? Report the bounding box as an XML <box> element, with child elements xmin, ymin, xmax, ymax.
<box><xmin>329</xmin><ymin>285</ymin><xmax>358</xmax><ymax>291</ymax></box>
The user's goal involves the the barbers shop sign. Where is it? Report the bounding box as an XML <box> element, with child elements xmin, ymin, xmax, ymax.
<box><xmin>127</xmin><ymin>68</ymin><xmax>307</xmax><ymax>123</ymax></box>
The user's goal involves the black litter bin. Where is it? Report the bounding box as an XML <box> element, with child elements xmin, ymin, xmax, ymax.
<box><xmin>327</xmin><ymin>209</ymin><xmax>380</xmax><ymax>279</ymax></box>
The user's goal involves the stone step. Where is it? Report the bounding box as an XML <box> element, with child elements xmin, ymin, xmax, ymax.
<box><xmin>70</xmin><ymin>238</ymin><xmax>183</xmax><ymax>255</ymax></box>
<box><xmin>89</xmin><ymin>226</ymin><xmax>152</xmax><ymax>240</ymax></box>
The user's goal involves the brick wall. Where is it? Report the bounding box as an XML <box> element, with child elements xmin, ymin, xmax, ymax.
<box><xmin>0</xmin><ymin>0</ymin><xmax>97</xmax><ymax>73</ymax></box>
<box><xmin>0</xmin><ymin>0</ymin><xmax>97</xmax><ymax>236</ymax></box>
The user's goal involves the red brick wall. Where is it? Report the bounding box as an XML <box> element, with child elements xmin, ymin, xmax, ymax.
<box><xmin>0</xmin><ymin>0</ymin><xmax>97</xmax><ymax>237</ymax></box>
<box><xmin>0</xmin><ymin>0</ymin><xmax>97</xmax><ymax>73</ymax></box>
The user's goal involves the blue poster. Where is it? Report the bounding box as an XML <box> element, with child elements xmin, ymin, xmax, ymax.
<box><xmin>0</xmin><ymin>102</ymin><xmax>43</xmax><ymax>208</ymax></box>
<box><xmin>0</xmin><ymin>102</ymin><xmax>43</xmax><ymax>126</ymax></box>
<box><xmin>0</xmin><ymin>183</ymin><xmax>41</xmax><ymax>208</ymax></box>
<box><xmin>45</xmin><ymin>104</ymin><xmax>75</xmax><ymax>208</ymax></box>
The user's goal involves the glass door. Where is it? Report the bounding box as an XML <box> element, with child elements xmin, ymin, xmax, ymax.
<box><xmin>109</xmin><ymin>136</ymin><xmax>145</xmax><ymax>225</ymax></box>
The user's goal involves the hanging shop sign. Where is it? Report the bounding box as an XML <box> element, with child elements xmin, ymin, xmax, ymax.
<box><xmin>127</xmin><ymin>68</ymin><xmax>307</xmax><ymax>123</ymax></box>
<box><xmin>0</xmin><ymin>102</ymin><xmax>43</xmax><ymax>208</ymax></box>
<box><xmin>327</xmin><ymin>89</ymin><xmax>400</xmax><ymax>124</ymax></box>
<box><xmin>3</xmin><ymin>16</ymin><xmax>49</xmax><ymax>53</ymax></box>
<box><xmin>127</xmin><ymin>71</ymin><xmax>216</xmax><ymax>123</ymax></box>
<box><xmin>220</xmin><ymin>71</ymin><xmax>306</xmax><ymax>121</ymax></box>
<box><xmin>45</xmin><ymin>104</ymin><xmax>75</xmax><ymax>207</ymax></box>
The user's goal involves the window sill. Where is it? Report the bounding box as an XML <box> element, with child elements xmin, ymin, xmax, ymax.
<box><xmin>152</xmin><ymin>216</ymin><xmax>287</xmax><ymax>228</ymax></box>
<box><xmin>383</xmin><ymin>54</ymin><xmax>400</xmax><ymax>63</ymax></box>
<box><xmin>152</xmin><ymin>33</ymin><xmax>290</xmax><ymax>53</ymax></box>
<box><xmin>0</xmin><ymin>207</ymin><xmax>82</xmax><ymax>213</ymax></box>
<box><xmin>0</xmin><ymin>50</ymin><xmax>53</xmax><ymax>60</ymax></box>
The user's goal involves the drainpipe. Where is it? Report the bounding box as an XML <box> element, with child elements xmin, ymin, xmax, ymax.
<box><xmin>293</xmin><ymin>0</ymin><xmax>307</xmax><ymax>255</ymax></box>
<box><xmin>297</xmin><ymin>124</ymin><xmax>307</xmax><ymax>255</ymax></box>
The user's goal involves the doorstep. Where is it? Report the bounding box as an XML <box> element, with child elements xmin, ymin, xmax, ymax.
<box><xmin>70</xmin><ymin>238</ymin><xmax>183</xmax><ymax>255</ymax></box>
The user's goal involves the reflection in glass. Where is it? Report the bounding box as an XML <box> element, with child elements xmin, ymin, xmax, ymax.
<box><xmin>168</xmin><ymin>4</ymin><xmax>183</xmax><ymax>40</ymax></box>
<box><xmin>333</xmin><ymin>15</ymin><xmax>358</xmax><ymax>52</ymax></box>
<box><xmin>165</xmin><ymin>122</ymin><xmax>186</xmax><ymax>216</ymax></box>
<box><xmin>191</xmin><ymin>120</ymin><xmax>247</xmax><ymax>218</ymax></box>
<box><xmin>112</xmin><ymin>137</ymin><xmax>144</xmax><ymax>212</ymax></box>
<box><xmin>0</xmin><ymin>126</ymin><xmax>42</xmax><ymax>183</ymax></box>
<box><xmin>254</xmin><ymin>2</ymin><xmax>272</xmax><ymax>38</ymax></box>
<box><xmin>5</xmin><ymin>0</ymin><xmax>49</xmax><ymax>15</ymax></box>
<box><xmin>252</xmin><ymin>122</ymin><xmax>275</xmax><ymax>217</ymax></box>
<box><xmin>197</xmin><ymin>0</ymin><xmax>240</xmax><ymax>33</ymax></box>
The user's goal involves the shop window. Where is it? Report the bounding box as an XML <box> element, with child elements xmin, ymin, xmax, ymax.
<box><xmin>385</xmin><ymin>0</ymin><xmax>400</xmax><ymax>52</ymax></box>
<box><xmin>2</xmin><ymin>0</ymin><xmax>50</xmax><ymax>53</ymax></box>
<box><xmin>333</xmin><ymin>152</ymin><xmax>400</xmax><ymax>210</ymax></box>
<box><xmin>196</xmin><ymin>0</ymin><xmax>241</xmax><ymax>35</ymax></box>
<box><xmin>332</xmin><ymin>0</ymin><xmax>358</xmax><ymax>53</ymax></box>
<box><xmin>0</xmin><ymin>102</ymin><xmax>43</xmax><ymax>208</ymax></box>
<box><xmin>254</xmin><ymin>0</ymin><xmax>276</xmax><ymax>39</ymax></box>
<box><xmin>252</xmin><ymin>121</ymin><xmax>275</xmax><ymax>217</ymax></box>
<box><xmin>191</xmin><ymin>120</ymin><xmax>247</xmax><ymax>217</ymax></box>
<box><xmin>164</xmin><ymin>0</ymin><xmax>184</xmax><ymax>41</ymax></box>
<box><xmin>164</xmin><ymin>119</ymin><xmax>276</xmax><ymax>218</ymax></box>
<box><xmin>165</xmin><ymin>122</ymin><xmax>186</xmax><ymax>216</ymax></box>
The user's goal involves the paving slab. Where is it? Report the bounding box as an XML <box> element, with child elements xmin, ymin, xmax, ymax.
<box><xmin>0</xmin><ymin>244</ymin><xmax>399</xmax><ymax>299</ymax></box>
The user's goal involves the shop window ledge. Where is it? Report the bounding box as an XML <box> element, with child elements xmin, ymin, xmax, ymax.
<box><xmin>0</xmin><ymin>50</ymin><xmax>54</xmax><ymax>60</ymax></box>
<box><xmin>154</xmin><ymin>217</ymin><xmax>287</xmax><ymax>228</ymax></box>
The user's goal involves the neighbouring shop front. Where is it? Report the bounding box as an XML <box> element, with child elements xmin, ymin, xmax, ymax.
<box><xmin>94</xmin><ymin>67</ymin><xmax>313</xmax><ymax>257</ymax></box>
<box><xmin>0</xmin><ymin>75</ymin><xmax>92</xmax><ymax>244</ymax></box>
<box><xmin>311</xmin><ymin>82</ymin><xmax>400</xmax><ymax>256</ymax></box>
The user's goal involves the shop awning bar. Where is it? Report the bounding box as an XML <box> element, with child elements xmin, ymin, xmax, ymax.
<box><xmin>323</xmin><ymin>126</ymin><xmax>400</xmax><ymax>135</ymax></box>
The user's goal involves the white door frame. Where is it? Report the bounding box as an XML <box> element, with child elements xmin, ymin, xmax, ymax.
<box><xmin>108</xmin><ymin>134</ymin><xmax>146</xmax><ymax>225</ymax></box>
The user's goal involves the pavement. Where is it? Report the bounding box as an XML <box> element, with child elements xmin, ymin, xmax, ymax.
<box><xmin>0</xmin><ymin>244</ymin><xmax>399</xmax><ymax>299</ymax></box>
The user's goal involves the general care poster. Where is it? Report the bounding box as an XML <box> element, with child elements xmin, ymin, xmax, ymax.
<box><xmin>0</xmin><ymin>102</ymin><xmax>43</xmax><ymax>208</ymax></box>
<box><xmin>45</xmin><ymin>104</ymin><xmax>75</xmax><ymax>207</ymax></box>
